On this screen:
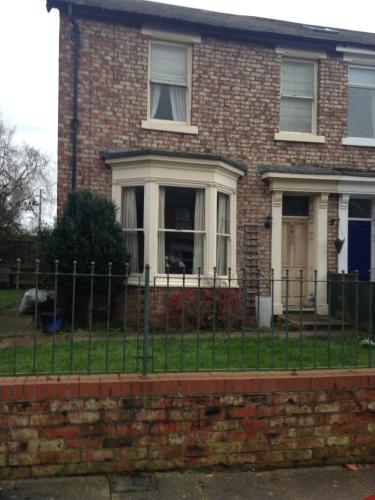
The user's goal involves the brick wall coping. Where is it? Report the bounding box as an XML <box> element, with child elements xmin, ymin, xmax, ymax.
<box><xmin>1</xmin><ymin>369</ymin><xmax>375</xmax><ymax>402</ymax></box>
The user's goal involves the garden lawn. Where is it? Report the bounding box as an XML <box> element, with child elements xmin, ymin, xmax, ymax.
<box><xmin>0</xmin><ymin>334</ymin><xmax>373</xmax><ymax>374</ymax></box>
<box><xmin>0</xmin><ymin>289</ymin><xmax>26</xmax><ymax>311</ymax></box>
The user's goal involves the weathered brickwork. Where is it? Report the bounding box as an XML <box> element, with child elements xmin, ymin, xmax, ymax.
<box><xmin>57</xmin><ymin>13</ymin><xmax>375</xmax><ymax>280</ymax></box>
<box><xmin>0</xmin><ymin>371</ymin><xmax>374</xmax><ymax>478</ymax></box>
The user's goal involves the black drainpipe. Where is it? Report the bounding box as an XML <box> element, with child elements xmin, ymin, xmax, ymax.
<box><xmin>68</xmin><ymin>3</ymin><xmax>80</xmax><ymax>192</ymax></box>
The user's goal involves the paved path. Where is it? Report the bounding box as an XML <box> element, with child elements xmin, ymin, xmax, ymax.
<box><xmin>0</xmin><ymin>466</ymin><xmax>374</xmax><ymax>499</ymax></box>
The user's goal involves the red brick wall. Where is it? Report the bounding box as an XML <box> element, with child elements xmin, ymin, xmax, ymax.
<box><xmin>0</xmin><ymin>370</ymin><xmax>375</xmax><ymax>478</ymax></box>
<box><xmin>57</xmin><ymin>14</ymin><xmax>375</xmax><ymax>280</ymax></box>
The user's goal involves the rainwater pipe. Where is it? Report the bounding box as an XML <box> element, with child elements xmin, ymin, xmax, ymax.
<box><xmin>68</xmin><ymin>3</ymin><xmax>80</xmax><ymax>192</ymax></box>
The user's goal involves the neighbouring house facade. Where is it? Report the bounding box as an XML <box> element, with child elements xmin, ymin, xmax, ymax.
<box><xmin>47</xmin><ymin>0</ymin><xmax>375</xmax><ymax>316</ymax></box>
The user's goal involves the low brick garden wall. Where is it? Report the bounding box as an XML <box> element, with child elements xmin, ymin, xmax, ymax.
<box><xmin>0</xmin><ymin>370</ymin><xmax>374</xmax><ymax>478</ymax></box>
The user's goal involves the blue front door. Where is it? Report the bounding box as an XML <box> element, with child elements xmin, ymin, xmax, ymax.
<box><xmin>348</xmin><ymin>220</ymin><xmax>371</xmax><ymax>281</ymax></box>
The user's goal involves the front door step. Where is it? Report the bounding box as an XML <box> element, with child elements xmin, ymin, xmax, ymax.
<box><xmin>280</xmin><ymin>312</ymin><xmax>351</xmax><ymax>330</ymax></box>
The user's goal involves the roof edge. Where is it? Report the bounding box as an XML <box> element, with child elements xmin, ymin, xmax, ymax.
<box><xmin>46</xmin><ymin>0</ymin><xmax>375</xmax><ymax>50</ymax></box>
<box><xmin>101</xmin><ymin>149</ymin><xmax>247</xmax><ymax>172</ymax></box>
<box><xmin>260</xmin><ymin>165</ymin><xmax>375</xmax><ymax>178</ymax></box>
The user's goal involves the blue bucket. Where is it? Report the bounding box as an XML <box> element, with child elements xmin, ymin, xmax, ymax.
<box><xmin>41</xmin><ymin>314</ymin><xmax>63</xmax><ymax>334</ymax></box>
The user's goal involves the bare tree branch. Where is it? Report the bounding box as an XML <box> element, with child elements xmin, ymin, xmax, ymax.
<box><xmin>0</xmin><ymin>116</ymin><xmax>55</xmax><ymax>233</ymax></box>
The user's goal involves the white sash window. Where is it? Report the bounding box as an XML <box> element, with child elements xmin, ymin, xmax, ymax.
<box><xmin>158</xmin><ymin>187</ymin><xmax>205</xmax><ymax>274</ymax></box>
<box><xmin>280</xmin><ymin>59</ymin><xmax>317</xmax><ymax>134</ymax></box>
<box><xmin>149</xmin><ymin>42</ymin><xmax>190</xmax><ymax>123</ymax></box>
<box><xmin>122</xmin><ymin>187</ymin><xmax>144</xmax><ymax>273</ymax></box>
<box><xmin>348</xmin><ymin>67</ymin><xmax>375</xmax><ymax>139</ymax></box>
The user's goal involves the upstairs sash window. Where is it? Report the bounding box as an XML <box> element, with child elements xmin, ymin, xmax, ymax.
<box><xmin>150</xmin><ymin>42</ymin><xmax>189</xmax><ymax>123</ymax></box>
<box><xmin>348</xmin><ymin>67</ymin><xmax>375</xmax><ymax>139</ymax></box>
<box><xmin>280</xmin><ymin>59</ymin><xmax>317</xmax><ymax>134</ymax></box>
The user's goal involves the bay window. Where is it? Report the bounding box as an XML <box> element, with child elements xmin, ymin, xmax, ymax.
<box><xmin>107</xmin><ymin>151</ymin><xmax>244</xmax><ymax>285</ymax></box>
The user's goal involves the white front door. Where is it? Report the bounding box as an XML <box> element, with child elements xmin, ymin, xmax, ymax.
<box><xmin>282</xmin><ymin>217</ymin><xmax>309</xmax><ymax>307</ymax></box>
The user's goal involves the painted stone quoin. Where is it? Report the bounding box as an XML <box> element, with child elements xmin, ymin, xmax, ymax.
<box><xmin>48</xmin><ymin>0</ymin><xmax>375</xmax><ymax>316</ymax></box>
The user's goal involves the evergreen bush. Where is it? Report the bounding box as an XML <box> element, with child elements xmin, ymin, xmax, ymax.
<box><xmin>43</xmin><ymin>191</ymin><xmax>126</xmax><ymax>275</ymax></box>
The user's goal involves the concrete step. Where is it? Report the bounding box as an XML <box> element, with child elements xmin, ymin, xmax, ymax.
<box><xmin>280</xmin><ymin>313</ymin><xmax>351</xmax><ymax>330</ymax></box>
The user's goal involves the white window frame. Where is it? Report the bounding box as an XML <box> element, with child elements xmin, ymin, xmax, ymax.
<box><xmin>121</xmin><ymin>185</ymin><xmax>145</xmax><ymax>276</ymax></box>
<box><xmin>216</xmin><ymin>191</ymin><xmax>231</xmax><ymax>277</ymax></box>
<box><xmin>337</xmin><ymin>46</ymin><xmax>375</xmax><ymax>147</ymax></box>
<box><xmin>158</xmin><ymin>185</ymin><xmax>206</xmax><ymax>276</ymax></box>
<box><xmin>280</xmin><ymin>58</ymin><xmax>317</xmax><ymax>134</ymax></box>
<box><xmin>347</xmin><ymin>197</ymin><xmax>375</xmax><ymax>280</ymax></box>
<box><xmin>343</xmin><ymin>65</ymin><xmax>375</xmax><ymax>146</ymax></box>
<box><xmin>142</xmin><ymin>40</ymin><xmax>198</xmax><ymax>135</ymax></box>
<box><xmin>274</xmin><ymin>47</ymin><xmax>326</xmax><ymax>143</ymax></box>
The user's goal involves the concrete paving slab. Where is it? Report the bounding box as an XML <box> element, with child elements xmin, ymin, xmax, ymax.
<box><xmin>275</xmin><ymin>467</ymin><xmax>373</xmax><ymax>500</ymax></box>
<box><xmin>199</xmin><ymin>470</ymin><xmax>293</xmax><ymax>500</ymax></box>
<box><xmin>109</xmin><ymin>473</ymin><xmax>158</xmax><ymax>493</ymax></box>
<box><xmin>0</xmin><ymin>476</ymin><xmax>110</xmax><ymax>500</ymax></box>
<box><xmin>111</xmin><ymin>493</ymin><xmax>160</xmax><ymax>500</ymax></box>
<box><xmin>156</xmin><ymin>472</ymin><xmax>203</xmax><ymax>499</ymax></box>
<box><xmin>0</xmin><ymin>466</ymin><xmax>374</xmax><ymax>500</ymax></box>
<box><xmin>351</xmin><ymin>466</ymin><xmax>375</xmax><ymax>493</ymax></box>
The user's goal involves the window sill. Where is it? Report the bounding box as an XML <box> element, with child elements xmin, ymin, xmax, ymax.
<box><xmin>127</xmin><ymin>275</ymin><xmax>238</xmax><ymax>288</ymax></box>
<box><xmin>142</xmin><ymin>120</ymin><xmax>198</xmax><ymax>135</ymax></box>
<box><xmin>274</xmin><ymin>132</ymin><xmax>326</xmax><ymax>144</ymax></box>
<box><xmin>342</xmin><ymin>137</ymin><xmax>375</xmax><ymax>147</ymax></box>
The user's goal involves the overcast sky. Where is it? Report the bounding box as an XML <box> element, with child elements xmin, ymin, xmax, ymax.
<box><xmin>1</xmin><ymin>0</ymin><xmax>375</xmax><ymax>163</ymax></box>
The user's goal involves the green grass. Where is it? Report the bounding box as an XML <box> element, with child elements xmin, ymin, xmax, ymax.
<box><xmin>0</xmin><ymin>289</ymin><xmax>26</xmax><ymax>311</ymax></box>
<box><xmin>0</xmin><ymin>334</ymin><xmax>373</xmax><ymax>375</ymax></box>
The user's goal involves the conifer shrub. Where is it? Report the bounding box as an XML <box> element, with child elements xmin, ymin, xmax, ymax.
<box><xmin>42</xmin><ymin>191</ymin><xmax>126</xmax><ymax>325</ymax></box>
<box><xmin>43</xmin><ymin>191</ymin><xmax>125</xmax><ymax>274</ymax></box>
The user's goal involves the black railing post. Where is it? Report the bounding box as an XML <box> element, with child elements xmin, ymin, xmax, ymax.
<box><xmin>227</xmin><ymin>267</ymin><xmax>232</xmax><ymax>368</ymax></box>
<box><xmin>368</xmin><ymin>274</ymin><xmax>373</xmax><ymax>368</ymax></box>
<box><xmin>341</xmin><ymin>270</ymin><xmax>345</xmax><ymax>366</ymax></box>
<box><xmin>32</xmin><ymin>259</ymin><xmax>40</xmax><ymax>374</ymax></box>
<box><xmin>299</xmin><ymin>269</ymin><xmax>303</xmax><ymax>369</ymax></box>
<box><xmin>256</xmin><ymin>270</ymin><xmax>260</xmax><ymax>370</ymax></box>
<box><xmin>136</xmin><ymin>276</ymin><xmax>141</xmax><ymax>372</ymax></box>
<box><xmin>180</xmin><ymin>270</ymin><xmax>186</xmax><ymax>372</ymax></box>
<box><xmin>212</xmin><ymin>266</ymin><xmax>217</xmax><ymax>369</ymax></box>
<box><xmin>241</xmin><ymin>268</ymin><xmax>246</xmax><ymax>370</ymax></box>
<box><xmin>13</xmin><ymin>258</ymin><xmax>21</xmax><ymax>374</ymax></box>
<box><xmin>164</xmin><ymin>263</ymin><xmax>170</xmax><ymax>371</ymax></box>
<box><xmin>70</xmin><ymin>260</ymin><xmax>77</xmax><ymax>372</ymax></box>
<box><xmin>151</xmin><ymin>275</ymin><xmax>157</xmax><ymax>373</ymax></box>
<box><xmin>285</xmin><ymin>269</ymin><xmax>289</xmax><ymax>370</ymax></box>
<box><xmin>327</xmin><ymin>272</ymin><xmax>332</xmax><ymax>367</ymax></box>
<box><xmin>51</xmin><ymin>259</ymin><xmax>59</xmax><ymax>373</ymax></box>
<box><xmin>313</xmin><ymin>270</ymin><xmax>318</xmax><ymax>369</ymax></box>
<box><xmin>271</xmin><ymin>268</ymin><xmax>275</xmax><ymax>369</ymax></box>
<box><xmin>354</xmin><ymin>270</ymin><xmax>360</xmax><ymax>367</ymax></box>
<box><xmin>196</xmin><ymin>267</ymin><xmax>201</xmax><ymax>370</ymax></box>
<box><xmin>122</xmin><ymin>263</ymin><xmax>129</xmax><ymax>371</ymax></box>
<box><xmin>142</xmin><ymin>265</ymin><xmax>150</xmax><ymax>376</ymax></box>
<box><xmin>105</xmin><ymin>262</ymin><xmax>112</xmax><ymax>372</ymax></box>
<box><xmin>87</xmin><ymin>261</ymin><xmax>95</xmax><ymax>372</ymax></box>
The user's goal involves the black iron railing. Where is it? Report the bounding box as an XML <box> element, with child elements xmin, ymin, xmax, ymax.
<box><xmin>0</xmin><ymin>260</ymin><xmax>374</xmax><ymax>375</ymax></box>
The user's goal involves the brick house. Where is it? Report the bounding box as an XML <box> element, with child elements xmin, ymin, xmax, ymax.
<box><xmin>47</xmin><ymin>0</ymin><xmax>375</xmax><ymax>317</ymax></box>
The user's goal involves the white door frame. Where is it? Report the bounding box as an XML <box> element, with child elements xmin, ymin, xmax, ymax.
<box><xmin>338</xmin><ymin>193</ymin><xmax>375</xmax><ymax>280</ymax></box>
<box><xmin>271</xmin><ymin>191</ymin><xmax>328</xmax><ymax>315</ymax></box>
<box><xmin>263</xmin><ymin>170</ymin><xmax>375</xmax><ymax>315</ymax></box>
